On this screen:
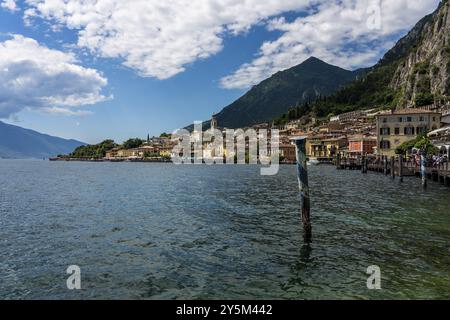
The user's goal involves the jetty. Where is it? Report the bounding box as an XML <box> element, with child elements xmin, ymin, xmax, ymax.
<box><xmin>337</xmin><ymin>155</ymin><xmax>450</xmax><ymax>186</ymax></box>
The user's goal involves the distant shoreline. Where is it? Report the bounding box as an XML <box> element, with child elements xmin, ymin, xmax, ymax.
<box><xmin>49</xmin><ymin>157</ymin><xmax>173</xmax><ymax>163</ymax></box>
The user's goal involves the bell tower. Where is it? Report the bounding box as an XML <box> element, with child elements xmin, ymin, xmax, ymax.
<box><xmin>211</xmin><ymin>114</ymin><xmax>218</xmax><ymax>130</ymax></box>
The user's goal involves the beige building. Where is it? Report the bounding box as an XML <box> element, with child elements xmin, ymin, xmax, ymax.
<box><xmin>376</xmin><ymin>109</ymin><xmax>441</xmax><ymax>156</ymax></box>
<box><xmin>306</xmin><ymin>135</ymin><xmax>348</xmax><ymax>159</ymax></box>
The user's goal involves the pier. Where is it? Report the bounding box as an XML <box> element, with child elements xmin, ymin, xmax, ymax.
<box><xmin>355</xmin><ymin>156</ymin><xmax>450</xmax><ymax>186</ymax></box>
<box><xmin>336</xmin><ymin>157</ymin><xmax>363</xmax><ymax>170</ymax></box>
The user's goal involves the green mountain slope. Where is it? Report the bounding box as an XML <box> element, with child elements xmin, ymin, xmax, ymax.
<box><xmin>306</xmin><ymin>0</ymin><xmax>449</xmax><ymax>118</ymax></box>
<box><xmin>210</xmin><ymin>57</ymin><xmax>363</xmax><ymax>129</ymax></box>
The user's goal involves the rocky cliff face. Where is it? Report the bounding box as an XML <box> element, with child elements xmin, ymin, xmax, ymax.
<box><xmin>390</xmin><ymin>0</ymin><xmax>449</xmax><ymax>107</ymax></box>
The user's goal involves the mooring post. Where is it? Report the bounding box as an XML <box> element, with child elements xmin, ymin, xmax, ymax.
<box><xmin>294</xmin><ymin>137</ymin><xmax>312</xmax><ymax>243</ymax></box>
<box><xmin>391</xmin><ymin>156</ymin><xmax>395</xmax><ymax>179</ymax></box>
<box><xmin>420</xmin><ymin>151</ymin><xmax>427</xmax><ymax>189</ymax></box>
<box><xmin>361</xmin><ymin>155</ymin><xmax>365</xmax><ymax>173</ymax></box>
<box><xmin>336</xmin><ymin>153</ymin><xmax>341</xmax><ymax>170</ymax></box>
<box><xmin>364</xmin><ymin>156</ymin><xmax>369</xmax><ymax>174</ymax></box>
<box><xmin>384</xmin><ymin>156</ymin><xmax>388</xmax><ymax>175</ymax></box>
<box><xmin>399</xmin><ymin>155</ymin><xmax>404</xmax><ymax>183</ymax></box>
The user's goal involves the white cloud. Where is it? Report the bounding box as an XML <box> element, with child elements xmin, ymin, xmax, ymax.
<box><xmin>221</xmin><ymin>0</ymin><xmax>441</xmax><ymax>89</ymax></box>
<box><xmin>22</xmin><ymin>0</ymin><xmax>313</xmax><ymax>79</ymax></box>
<box><xmin>19</xmin><ymin>0</ymin><xmax>440</xmax><ymax>89</ymax></box>
<box><xmin>1</xmin><ymin>0</ymin><xmax>19</xmax><ymax>12</ymax></box>
<box><xmin>0</xmin><ymin>35</ymin><xmax>109</xmax><ymax>118</ymax></box>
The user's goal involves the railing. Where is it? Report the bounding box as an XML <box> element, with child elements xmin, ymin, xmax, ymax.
<box><xmin>363</xmin><ymin>155</ymin><xmax>450</xmax><ymax>184</ymax></box>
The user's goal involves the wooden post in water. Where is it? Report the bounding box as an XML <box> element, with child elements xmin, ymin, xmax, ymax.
<box><xmin>336</xmin><ymin>153</ymin><xmax>341</xmax><ymax>170</ymax></box>
<box><xmin>364</xmin><ymin>156</ymin><xmax>369</xmax><ymax>174</ymax></box>
<box><xmin>420</xmin><ymin>151</ymin><xmax>427</xmax><ymax>189</ymax></box>
<box><xmin>294</xmin><ymin>137</ymin><xmax>312</xmax><ymax>243</ymax></box>
<box><xmin>399</xmin><ymin>155</ymin><xmax>404</xmax><ymax>183</ymax></box>
<box><xmin>391</xmin><ymin>156</ymin><xmax>395</xmax><ymax>179</ymax></box>
<box><xmin>361</xmin><ymin>155</ymin><xmax>365</xmax><ymax>173</ymax></box>
<box><xmin>384</xmin><ymin>156</ymin><xmax>388</xmax><ymax>175</ymax></box>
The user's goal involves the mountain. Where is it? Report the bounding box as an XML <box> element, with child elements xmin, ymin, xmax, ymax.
<box><xmin>390</xmin><ymin>0</ymin><xmax>449</xmax><ymax>107</ymax></box>
<box><xmin>0</xmin><ymin>121</ymin><xmax>86</xmax><ymax>159</ymax></box>
<box><xmin>194</xmin><ymin>57</ymin><xmax>364</xmax><ymax>129</ymax></box>
<box><xmin>307</xmin><ymin>0</ymin><xmax>448</xmax><ymax>118</ymax></box>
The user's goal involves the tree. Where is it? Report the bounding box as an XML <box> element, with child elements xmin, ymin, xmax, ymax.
<box><xmin>160</xmin><ymin>132</ymin><xmax>171</xmax><ymax>138</ymax></box>
<box><xmin>415</xmin><ymin>93</ymin><xmax>434</xmax><ymax>107</ymax></box>
<box><xmin>395</xmin><ymin>133</ymin><xmax>439</xmax><ymax>155</ymax></box>
<box><xmin>122</xmin><ymin>138</ymin><xmax>144</xmax><ymax>149</ymax></box>
<box><xmin>68</xmin><ymin>139</ymin><xmax>117</xmax><ymax>159</ymax></box>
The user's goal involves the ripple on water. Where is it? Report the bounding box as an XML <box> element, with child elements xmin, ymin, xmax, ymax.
<box><xmin>0</xmin><ymin>160</ymin><xmax>449</xmax><ymax>299</ymax></box>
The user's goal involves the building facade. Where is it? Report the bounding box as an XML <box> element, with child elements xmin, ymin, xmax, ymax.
<box><xmin>348</xmin><ymin>135</ymin><xmax>377</xmax><ymax>156</ymax></box>
<box><xmin>376</xmin><ymin>109</ymin><xmax>441</xmax><ymax>156</ymax></box>
<box><xmin>306</xmin><ymin>135</ymin><xmax>348</xmax><ymax>159</ymax></box>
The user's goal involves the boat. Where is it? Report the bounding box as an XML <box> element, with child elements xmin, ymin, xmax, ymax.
<box><xmin>307</xmin><ymin>158</ymin><xmax>320</xmax><ymax>166</ymax></box>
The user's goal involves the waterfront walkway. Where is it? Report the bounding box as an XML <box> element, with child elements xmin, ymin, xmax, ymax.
<box><xmin>337</xmin><ymin>156</ymin><xmax>450</xmax><ymax>187</ymax></box>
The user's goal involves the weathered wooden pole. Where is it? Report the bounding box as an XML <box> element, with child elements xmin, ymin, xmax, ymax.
<box><xmin>361</xmin><ymin>155</ymin><xmax>365</xmax><ymax>173</ymax></box>
<box><xmin>420</xmin><ymin>151</ymin><xmax>427</xmax><ymax>189</ymax></box>
<box><xmin>294</xmin><ymin>137</ymin><xmax>312</xmax><ymax>243</ymax></box>
<box><xmin>399</xmin><ymin>155</ymin><xmax>404</xmax><ymax>183</ymax></box>
<box><xmin>336</xmin><ymin>153</ymin><xmax>341</xmax><ymax>170</ymax></box>
<box><xmin>391</xmin><ymin>156</ymin><xmax>395</xmax><ymax>179</ymax></box>
<box><xmin>364</xmin><ymin>156</ymin><xmax>369</xmax><ymax>174</ymax></box>
<box><xmin>384</xmin><ymin>156</ymin><xmax>388</xmax><ymax>175</ymax></box>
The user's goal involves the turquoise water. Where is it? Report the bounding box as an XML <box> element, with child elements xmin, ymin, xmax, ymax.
<box><xmin>0</xmin><ymin>160</ymin><xmax>449</xmax><ymax>299</ymax></box>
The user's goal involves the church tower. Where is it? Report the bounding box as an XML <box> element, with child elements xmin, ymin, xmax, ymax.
<box><xmin>211</xmin><ymin>114</ymin><xmax>218</xmax><ymax>130</ymax></box>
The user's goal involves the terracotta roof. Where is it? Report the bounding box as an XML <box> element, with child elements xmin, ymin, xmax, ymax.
<box><xmin>348</xmin><ymin>136</ymin><xmax>377</xmax><ymax>141</ymax></box>
<box><xmin>378</xmin><ymin>108</ymin><xmax>441</xmax><ymax>116</ymax></box>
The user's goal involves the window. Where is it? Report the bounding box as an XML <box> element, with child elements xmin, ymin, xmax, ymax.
<box><xmin>394</xmin><ymin>128</ymin><xmax>400</xmax><ymax>135</ymax></box>
<box><xmin>419</xmin><ymin>116</ymin><xmax>424</xmax><ymax>122</ymax></box>
<box><xmin>382</xmin><ymin>118</ymin><xmax>387</xmax><ymax>123</ymax></box>
<box><xmin>380</xmin><ymin>141</ymin><xmax>390</xmax><ymax>149</ymax></box>
<box><xmin>417</xmin><ymin>127</ymin><xmax>426</xmax><ymax>135</ymax></box>
<box><xmin>432</xmin><ymin>116</ymin><xmax>436</xmax><ymax>122</ymax></box>
<box><xmin>404</xmin><ymin>127</ymin><xmax>415</xmax><ymax>135</ymax></box>
<box><xmin>380</xmin><ymin>128</ymin><xmax>390</xmax><ymax>135</ymax></box>
<box><xmin>407</xmin><ymin>117</ymin><xmax>412</xmax><ymax>122</ymax></box>
<box><xmin>398</xmin><ymin>117</ymin><xmax>403</xmax><ymax>123</ymax></box>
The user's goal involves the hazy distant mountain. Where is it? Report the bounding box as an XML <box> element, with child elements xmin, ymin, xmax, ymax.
<box><xmin>0</xmin><ymin>121</ymin><xmax>85</xmax><ymax>159</ymax></box>
<box><xmin>197</xmin><ymin>57</ymin><xmax>363</xmax><ymax>129</ymax></box>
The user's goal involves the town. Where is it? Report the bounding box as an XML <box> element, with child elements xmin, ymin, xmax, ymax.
<box><xmin>54</xmin><ymin>103</ymin><xmax>450</xmax><ymax>168</ymax></box>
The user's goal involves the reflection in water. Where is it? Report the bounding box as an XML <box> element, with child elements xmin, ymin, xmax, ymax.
<box><xmin>300</xmin><ymin>244</ymin><xmax>313</xmax><ymax>263</ymax></box>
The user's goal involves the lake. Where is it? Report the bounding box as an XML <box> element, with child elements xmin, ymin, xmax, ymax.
<box><xmin>0</xmin><ymin>160</ymin><xmax>449</xmax><ymax>299</ymax></box>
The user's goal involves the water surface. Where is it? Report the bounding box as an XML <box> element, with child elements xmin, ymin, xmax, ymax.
<box><xmin>0</xmin><ymin>160</ymin><xmax>449</xmax><ymax>299</ymax></box>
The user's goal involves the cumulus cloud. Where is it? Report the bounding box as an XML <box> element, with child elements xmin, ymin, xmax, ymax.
<box><xmin>221</xmin><ymin>0</ymin><xmax>441</xmax><ymax>89</ymax></box>
<box><xmin>0</xmin><ymin>35</ymin><xmax>109</xmax><ymax>118</ymax></box>
<box><xmin>20</xmin><ymin>0</ymin><xmax>440</xmax><ymax>89</ymax></box>
<box><xmin>1</xmin><ymin>0</ymin><xmax>19</xmax><ymax>12</ymax></box>
<box><xmin>21</xmin><ymin>0</ymin><xmax>312</xmax><ymax>79</ymax></box>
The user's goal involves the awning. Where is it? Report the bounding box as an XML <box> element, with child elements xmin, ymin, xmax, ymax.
<box><xmin>428</xmin><ymin>126</ymin><xmax>450</xmax><ymax>137</ymax></box>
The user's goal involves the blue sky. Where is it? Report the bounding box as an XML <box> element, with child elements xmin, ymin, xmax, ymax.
<box><xmin>0</xmin><ymin>0</ymin><xmax>441</xmax><ymax>144</ymax></box>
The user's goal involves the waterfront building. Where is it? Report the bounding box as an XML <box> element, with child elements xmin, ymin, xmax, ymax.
<box><xmin>347</xmin><ymin>135</ymin><xmax>377</xmax><ymax>156</ymax></box>
<box><xmin>306</xmin><ymin>135</ymin><xmax>348</xmax><ymax>159</ymax></box>
<box><xmin>376</xmin><ymin>108</ymin><xmax>441</xmax><ymax>157</ymax></box>
<box><xmin>279</xmin><ymin>143</ymin><xmax>296</xmax><ymax>162</ymax></box>
<box><xmin>105</xmin><ymin>148</ymin><xmax>119</xmax><ymax>159</ymax></box>
<box><xmin>117</xmin><ymin>149</ymin><xmax>139</xmax><ymax>158</ymax></box>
